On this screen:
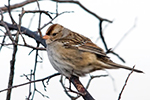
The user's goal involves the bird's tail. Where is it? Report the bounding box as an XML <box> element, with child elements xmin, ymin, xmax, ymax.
<box><xmin>106</xmin><ymin>62</ymin><xmax>143</xmax><ymax>73</ymax></box>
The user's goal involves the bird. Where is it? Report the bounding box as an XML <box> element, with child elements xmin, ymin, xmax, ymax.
<box><xmin>43</xmin><ymin>24</ymin><xmax>143</xmax><ymax>78</ymax></box>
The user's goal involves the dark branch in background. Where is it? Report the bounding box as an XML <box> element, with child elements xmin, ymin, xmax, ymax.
<box><xmin>6</xmin><ymin>30</ymin><xmax>18</xmax><ymax>100</ymax></box>
<box><xmin>7</xmin><ymin>0</ymin><xmax>16</xmax><ymax>24</ymax></box>
<box><xmin>0</xmin><ymin>73</ymin><xmax>60</xmax><ymax>93</ymax></box>
<box><xmin>106</xmin><ymin>48</ymin><xmax>125</xmax><ymax>63</ymax></box>
<box><xmin>0</xmin><ymin>21</ymin><xmax>46</xmax><ymax>46</ymax></box>
<box><xmin>26</xmin><ymin>70</ymin><xmax>32</xmax><ymax>100</ymax></box>
<box><xmin>0</xmin><ymin>43</ymin><xmax>46</xmax><ymax>50</ymax></box>
<box><xmin>0</xmin><ymin>34</ymin><xmax>6</xmax><ymax>51</ymax></box>
<box><xmin>51</xmin><ymin>0</ymin><xmax>112</xmax><ymax>23</ymax></box>
<box><xmin>0</xmin><ymin>0</ymin><xmax>42</xmax><ymax>12</ymax></box>
<box><xmin>86</xmin><ymin>75</ymin><xmax>108</xmax><ymax>89</ymax></box>
<box><xmin>24</xmin><ymin>10</ymin><xmax>52</xmax><ymax>19</ymax></box>
<box><xmin>118</xmin><ymin>66</ymin><xmax>135</xmax><ymax>100</ymax></box>
<box><xmin>39</xmin><ymin>10</ymin><xmax>74</xmax><ymax>30</ymax></box>
<box><xmin>99</xmin><ymin>21</ymin><xmax>108</xmax><ymax>50</ymax></box>
<box><xmin>31</xmin><ymin>43</ymin><xmax>40</xmax><ymax>99</ymax></box>
<box><xmin>6</xmin><ymin>0</ymin><xmax>19</xmax><ymax>99</ymax></box>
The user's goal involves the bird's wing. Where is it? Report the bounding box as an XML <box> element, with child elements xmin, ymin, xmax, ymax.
<box><xmin>77</xmin><ymin>42</ymin><xmax>107</xmax><ymax>57</ymax></box>
<box><xmin>58</xmin><ymin>32</ymin><xmax>108</xmax><ymax>57</ymax></box>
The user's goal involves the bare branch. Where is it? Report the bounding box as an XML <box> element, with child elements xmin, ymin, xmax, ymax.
<box><xmin>86</xmin><ymin>75</ymin><xmax>108</xmax><ymax>89</ymax></box>
<box><xmin>0</xmin><ymin>21</ymin><xmax>46</xmax><ymax>47</ymax></box>
<box><xmin>40</xmin><ymin>11</ymin><xmax>74</xmax><ymax>30</ymax></box>
<box><xmin>6</xmin><ymin>0</ymin><xmax>19</xmax><ymax>98</ymax></box>
<box><xmin>106</xmin><ymin>48</ymin><xmax>125</xmax><ymax>63</ymax></box>
<box><xmin>24</xmin><ymin>10</ymin><xmax>52</xmax><ymax>19</ymax></box>
<box><xmin>118</xmin><ymin>66</ymin><xmax>135</xmax><ymax>100</ymax></box>
<box><xmin>113</xmin><ymin>18</ymin><xmax>137</xmax><ymax>51</ymax></box>
<box><xmin>59</xmin><ymin>76</ymin><xmax>78</xmax><ymax>100</ymax></box>
<box><xmin>7</xmin><ymin>0</ymin><xmax>16</xmax><ymax>24</ymax></box>
<box><xmin>51</xmin><ymin>0</ymin><xmax>112</xmax><ymax>23</ymax></box>
<box><xmin>0</xmin><ymin>34</ymin><xmax>6</xmax><ymax>51</ymax></box>
<box><xmin>0</xmin><ymin>73</ymin><xmax>60</xmax><ymax>93</ymax></box>
<box><xmin>0</xmin><ymin>0</ymin><xmax>41</xmax><ymax>12</ymax></box>
<box><xmin>99</xmin><ymin>21</ymin><xmax>108</xmax><ymax>50</ymax></box>
<box><xmin>0</xmin><ymin>21</ymin><xmax>15</xmax><ymax>43</ymax></box>
<box><xmin>0</xmin><ymin>43</ymin><xmax>46</xmax><ymax>50</ymax></box>
<box><xmin>70</xmin><ymin>75</ymin><xmax>95</xmax><ymax>100</ymax></box>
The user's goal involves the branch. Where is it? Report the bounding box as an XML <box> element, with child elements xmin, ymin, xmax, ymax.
<box><xmin>0</xmin><ymin>0</ymin><xmax>41</xmax><ymax>12</ymax></box>
<box><xmin>70</xmin><ymin>75</ymin><xmax>95</xmax><ymax>100</ymax></box>
<box><xmin>99</xmin><ymin>21</ymin><xmax>108</xmax><ymax>50</ymax></box>
<box><xmin>24</xmin><ymin>10</ymin><xmax>52</xmax><ymax>19</ymax></box>
<box><xmin>0</xmin><ymin>43</ymin><xmax>46</xmax><ymax>50</ymax></box>
<box><xmin>59</xmin><ymin>76</ymin><xmax>78</xmax><ymax>100</ymax></box>
<box><xmin>51</xmin><ymin>0</ymin><xmax>112</xmax><ymax>23</ymax></box>
<box><xmin>0</xmin><ymin>73</ymin><xmax>60</xmax><ymax>93</ymax></box>
<box><xmin>106</xmin><ymin>48</ymin><xmax>125</xmax><ymax>63</ymax></box>
<box><xmin>118</xmin><ymin>66</ymin><xmax>135</xmax><ymax>100</ymax></box>
<box><xmin>0</xmin><ymin>21</ymin><xmax>46</xmax><ymax>47</ymax></box>
<box><xmin>86</xmin><ymin>75</ymin><xmax>108</xmax><ymax>89</ymax></box>
<box><xmin>113</xmin><ymin>18</ymin><xmax>137</xmax><ymax>51</ymax></box>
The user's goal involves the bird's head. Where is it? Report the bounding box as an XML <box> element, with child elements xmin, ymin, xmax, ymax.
<box><xmin>43</xmin><ymin>24</ymin><xmax>70</xmax><ymax>44</ymax></box>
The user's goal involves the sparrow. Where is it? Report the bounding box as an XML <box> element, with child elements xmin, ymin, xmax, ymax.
<box><xmin>43</xmin><ymin>24</ymin><xmax>143</xmax><ymax>78</ymax></box>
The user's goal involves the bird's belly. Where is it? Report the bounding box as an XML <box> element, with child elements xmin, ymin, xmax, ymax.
<box><xmin>46</xmin><ymin>43</ymin><xmax>98</xmax><ymax>77</ymax></box>
<box><xmin>47</xmin><ymin>45</ymin><xmax>76</xmax><ymax>77</ymax></box>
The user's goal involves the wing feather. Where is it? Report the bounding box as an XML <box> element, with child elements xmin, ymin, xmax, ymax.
<box><xmin>78</xmin><ymin>42</ymin><xmax>107</xmax><ymax>57</ymax></box>
<box><xmin>57</xmin><ymin>32</ymin><xmax>108</xmax><ymax>57</ymax></box>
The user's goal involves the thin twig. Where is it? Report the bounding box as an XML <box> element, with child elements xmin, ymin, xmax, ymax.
<box><xmin>24</xmin><ymin>10</ymin><xmax>52</xmax><ymax>19</ymax></box>
<box><xmin>0</xmin><ymin>35</ymin><xmax>6</xmax><ymax>51</ymax></box>
<box><xmin>113</xmin><ymin>18</ymin><xmax>137</xmax><ymax>51</ymax></box>
<box><xmin>118</xmin><ymin>66</ymin><xmax>135</xmax><ymax>100</ymax></box>
<box><xmin>52</xmin><ymin>0</ymin><xmax>112</xmax><ymax>23</ymax></box>
<box><xmin>0</xmin><ymin>73</ymin><xmax>60</xmax><ymax>93</ymax></box>
<box><xmin>0</xmin><ymin>0</ymin><xmax>42</xmax><ymax>12</ymax></box>
<box><xmin>0</xmin><ymin>21</ymin><xmax>46</xmax><ymax>47</ymax></box>
<box><xmin>26</xmin><ymin>70</ymin><xmax>33</xmax><ymax>100</ymax></box>
<box><xmin>106</xmin><ymin>48</ymin><xmax>125</xmax><ymax>63</ymax></box>
<box><xmin>6</xmin><ymin>1</ymin><xmax>18</xmax><ymax>99</ymax></box>
<box><xmin>36</xmin><ymin>89</ymin><xmax>49</xmax><ymax>98</ymax></box>
<box><xmin>0</xmin><ymin>21</ymin><xmax>15</xmax><ymax>43</ymax></box>
<box><xmin>59</xmin><ymin>76</ymin><xmax>77</xmax><ymax>100</ymax></box>
<box><xmin>86</xmin><ymin>74</ymin><xmax>108</xmax><ymax>89</ymax></box>
<box><xmin>31</xmin><ymin>42</ymin><xmax>40</xmax><ymax>99</ymax></box>
<box><xmin>40</xmin><ymin>11</ymin><xmax>74</xmax><ymax>30</ymax></box>
<box><xmin>99</xmin><ymin>21</ymin><xmax>108</xmax><ymax>50</ymax></box>
<box><xmin>0</xmin><ymin>43</ymin><xmax>46</xmax><ymax>50</ymax></box>
<box><xmin>7</xmin><ymin>0</ymin><xmax>16</xmax><ymax>24</ymax></box>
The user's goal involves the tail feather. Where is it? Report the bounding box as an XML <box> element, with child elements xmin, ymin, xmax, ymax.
<box><xmin>107</xmin><ymin>62</ymin><xmax>143</xmax><ymax>73</ymax></box>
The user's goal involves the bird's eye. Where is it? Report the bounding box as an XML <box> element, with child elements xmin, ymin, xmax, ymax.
<box><xmin>52</xmin><ymin>33</ymin><xmax>57</xmax><ymax>36</ymax></box>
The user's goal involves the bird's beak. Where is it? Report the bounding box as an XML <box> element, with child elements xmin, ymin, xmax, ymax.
<box><xmin>43</xmin><ymin>35</ymin><xmax>50</xmax><ymax>40</ymax></box>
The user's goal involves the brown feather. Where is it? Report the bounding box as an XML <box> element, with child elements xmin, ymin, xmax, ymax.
<box><xmin>46</xmin><ymin>24</ymin><xmax>58</xmax><ymax>35</ymax></box>
<box><xmin>44</xmin><ymin>24</ymin><xmax>143</xmax><ymax>77</ymax></box>
<box><xmin>106</xmin><ymin>61</ymin><xmax>144</xmax><ymax>73</ymax></box>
